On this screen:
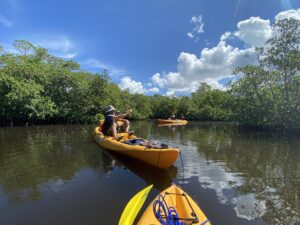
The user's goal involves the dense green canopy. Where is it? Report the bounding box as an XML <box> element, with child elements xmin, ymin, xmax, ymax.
<box><xmin>0</xmin><ymin>18</ymin><xmax>299</xmax><ymax>130</ymax></box>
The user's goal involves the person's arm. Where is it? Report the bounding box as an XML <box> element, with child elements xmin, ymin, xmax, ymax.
<box><xmin>117</xmin><ymin>113</ymin><xmax>129</xmax><ymax>119</ymax></box>
<box><xmin>117</xmin><ymin>109</ymin><xmax>132</xmax><ymax>120</ymax></box>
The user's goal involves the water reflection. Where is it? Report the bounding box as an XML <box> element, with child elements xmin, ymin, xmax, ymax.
<box><xmin>0</xmin><ymin>122</ymin><xmax>299</xmax><ymax>225</ymax></box>
<box><xmin>101</xmin><ymin>149</ymin><xmax>177</xmax><ymax>191</ymax></box>
<box><xmin>0</xmin><ymin>125</ymin><xmax>114</xmax><ymax>205</ymax></box>
<box><xmin>148</xmin><ymin>122</ymin><xmax>300</xmax><ymax>224</ymax></box>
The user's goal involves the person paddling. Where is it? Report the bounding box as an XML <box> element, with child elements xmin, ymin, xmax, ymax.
<box><xmin>168</xmin><ymin>114</ymin><xmax>176</xmax><ymax>120</ymax></box>
<box><xmin>102</xmin><ymin>105</ymin><xmax>131</xmax><ymax>139</ymax></box>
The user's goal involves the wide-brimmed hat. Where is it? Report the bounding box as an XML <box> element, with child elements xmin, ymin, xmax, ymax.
<box><xmin>104</xmin><ymin>105</ymin><xmax>116</xmax><ymax>114</ymax></box>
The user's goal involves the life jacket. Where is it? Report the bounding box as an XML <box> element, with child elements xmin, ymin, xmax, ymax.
<box><xmin>102</xmin><ymin>115</ymin><xmax>114</xmax><ymax>135</ymax></box>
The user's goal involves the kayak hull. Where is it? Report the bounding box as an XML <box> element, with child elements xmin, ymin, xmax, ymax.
<box><xmin>138</xmin><ymin>184</ymin><xmax>211</xmax><ymax>225</ymax></box>
<box><xmin>93</xmin><ymin>127</ymin><xmax>179</xmax><ymax>169</ymax></box>
<box><xmin>157</xmin><ymin>119</ymin><xmax>188</xmax><ymax>125</ymax></box>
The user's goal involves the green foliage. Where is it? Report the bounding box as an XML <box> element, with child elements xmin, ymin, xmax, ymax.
<box><xmin>127</xmin><ymin>94</ymin><xmax>152</xmax><ymax>120</ymax></box>
<box><xmin>0</xmin><ymin>72</ymin><xmax>57</xmax><ymax>124</ymax></box>
<box><xmin>191</xmin><ymin>83</ymin><xmax>233</xmax><ymax>121</ymax></box>
<box><xmin>0</xmin><ymin>40</ymin><xmax>113</xmax><ymax>125</ymax></box>
<box><xmin>149</xmin><ymin>95</ymin><xmax>180</xmax><ymax>119</ymax></box>
<box><xmin>1</xmin><ymin>17</ymin><xmax>300</xmax><ymax>131</ymax></box>
<box><xmin>231</xmin><ymin>18</ymin><xmax>300</xmax><ymax>129</ymax></box>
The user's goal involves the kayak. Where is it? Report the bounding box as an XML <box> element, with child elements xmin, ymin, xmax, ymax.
<box><xmin>93</xmin><ymin>127</ymin><xmax>179</xmax><ymax>169</ymax></box>
<box><xmin>158</xmin><ymin>123</ymin><xmax>187</xmax><ymax>127</ymax></box>
<box><xmin>157</xmin><ymin>119</ymin><xmax>188</xmax><ymax>125</ymax></box>
<box><xmin>138</xmin><ymin>184</ymin><xmax>211</xmax><ymax>225</ymax></box>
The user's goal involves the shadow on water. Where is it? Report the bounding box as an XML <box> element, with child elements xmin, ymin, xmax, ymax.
<box><xmin>100</xmin><ymin>148</ymin><xmax>178</xmax><ymax>191</ymax></box>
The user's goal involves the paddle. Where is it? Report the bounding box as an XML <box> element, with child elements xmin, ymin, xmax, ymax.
<box><xmin>119</xmin><ymin>185</ymin><xmax>153</xmax><ymax>225</ymax></box>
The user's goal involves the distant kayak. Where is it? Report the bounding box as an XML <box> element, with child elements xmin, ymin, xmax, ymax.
<box><xmin>93</xmin><ymin>127</ymin><xmax>179</xmax><ymax>169</ymax></box>
<box><xmin>157</xmin><ymin>119</ymin><xmax>188</xmax><ymax>125</ymax></box>
<box><xmin>158</xmin><ymin>123</ymin><xmax>188</xmax><ymax>127</ymax></box>
<box><xmin>138</xmin><ymin>184</ymin><xmax>210</xmax><ymax>225</ymax></box>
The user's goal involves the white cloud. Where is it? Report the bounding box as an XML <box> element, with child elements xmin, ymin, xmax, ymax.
<box><xmin>57</xmin><ymin>53</ymin><xmax>77</xmax><ymax>59</ymax></box>
<box><xmin>275</xmin><ymin>8</ymin><xmax>300</xmax><ymax>21</ymax></box>
<box><xmin>82</xmin><ymin>58</ymin><xmax>126</xmax><ymax>76</ymax></box>
<box><xmin>35</xmin><ymin>35</ymin><xmax>74</xmax><ymax>52</ymax></box>
<box><xmin>187</xmin><ymin>32</ymin><xmax>194</xmax><ymax>38</ymax></box>
<box><xmin>166</xmin><ymin>90</ymin><xmax>175</xmax><ymax>96</ymax></box>
<box><xmin>234</xmin><ymin>17</ymin><xmax>273</xmax><ymax>47</ymax></box>
<box><xmin>151</xmin><ymin>72</ymin><xmax>189</xmax><ymax>91</ymax></box>
<box><xmin>0</xmin><ymin>14</ymin><xmax>12</xmax><ymax>27</ymax></box>
<box><xmin>191</xmin><ymin>15</ymin><xmax>205</xmax><ymax>33</ymax></box>
<box><xmin>150</xmin><ymin>40</ymin><xmax>256</xmax><ymax>94</ymax></box>
<box><xmin>119</xmin><ymin>76</ymin><xmax>145</xmax><ymax>94</ymax></box>
<box><xmin>187</xmin><ymin>15</ymin><xmax>205</xmax><ymax>40</ymax></box>
<box><xmin>119</xmin><ymin>76</ymin><xmax>160</xmax><ymax>94</ymax></box>
<box><xmin>220</xmin><ymin>32</ymin><xmax>232</xmax><ymax>41</ymax></box>
<box><xmin>22</xmin><ymin>34</ymin><xmax>78</xmax><ymax>59</ymax></box>
<box><xmin>83</xmin><ymin>58</ymin><xmax>108</xmax><ymax>68</ymax></box>
<box><xmin>151</xmin><ymin>73</ymin><xmax>164</xmax><ymax>87</ymax></box>
<box><xmin>148</xmin><ymin>87</ymin><xmax>159</xmax><ymax>93</ymax></box>
<box><xmin>233</xmin><ymin>9</ymin><xmax>300</xmax><ymax>48</ymax></box>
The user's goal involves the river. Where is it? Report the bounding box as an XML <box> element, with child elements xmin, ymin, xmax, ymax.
<box><xmin>0</xmin><ymin>121</ymin><xmax>299</xmax><ymax>225</ymax></box>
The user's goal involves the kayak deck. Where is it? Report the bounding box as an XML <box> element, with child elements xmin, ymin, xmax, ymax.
<box><xmin>138</xmin><ymin>184</ymin><xmax>211</xmax><ymax>225</ymax></box>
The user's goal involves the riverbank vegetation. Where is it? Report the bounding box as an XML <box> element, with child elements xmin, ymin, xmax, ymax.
<box><xmin>0</xmin><ymin>18</ymin><xmax>299</xmax><ymax>130</ymax></box>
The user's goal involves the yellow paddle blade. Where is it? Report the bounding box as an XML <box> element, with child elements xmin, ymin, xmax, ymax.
<box><xmin>119</xmin><ymin>185</ymin><xmax>153</xmax><ymax>225</ymax></box>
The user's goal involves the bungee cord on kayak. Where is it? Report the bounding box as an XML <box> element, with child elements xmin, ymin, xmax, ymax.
<box><xmin>153</xmin><ymin>194</ymin><xmax>184</xmax><ymax>225</ymax></box>
<box><xmin>152</xmin><ymin>191</ymin><xmax>210</xmax><ymax>225</ymax></box>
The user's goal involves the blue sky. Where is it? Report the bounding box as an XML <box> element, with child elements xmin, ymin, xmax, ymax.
<box><xmin>1</xmin><ymin>0</ymin><xmax>300</xmax><ymax>95</ymax></box>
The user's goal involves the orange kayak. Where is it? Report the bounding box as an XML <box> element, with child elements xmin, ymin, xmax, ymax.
<box><xmin>157</xmin><ymin>119</ymin><xmax>188</xmax><ymax>125</ymax></box>
<box><xmin>93</xmin><ymin>127</ymin><xmax>179</xmax><ymax>169</ymax></box>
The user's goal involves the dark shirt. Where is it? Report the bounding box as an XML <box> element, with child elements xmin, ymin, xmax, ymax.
<box><xmin>103</xmin><ymin>115</ymin><xmax>114</xmax><ymax>135</ymax></box>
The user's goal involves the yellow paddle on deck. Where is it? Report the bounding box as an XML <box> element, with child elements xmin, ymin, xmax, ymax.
<box><xmin>119</xmin><ymin>185</ymin><xmax>153</xmax><ymax>225</ymax></box>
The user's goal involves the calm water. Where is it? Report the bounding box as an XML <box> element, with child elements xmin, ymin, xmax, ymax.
<box><xmin>0</xmin><ymin>122</ymin><xmax>299</xmax><ymax>225</ymax></box>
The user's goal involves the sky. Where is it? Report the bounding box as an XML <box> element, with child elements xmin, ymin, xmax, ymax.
<box><xmin>1</xmin><ymin>0</ymin><xmax>300</xmax><ymax>95</ymax></box>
